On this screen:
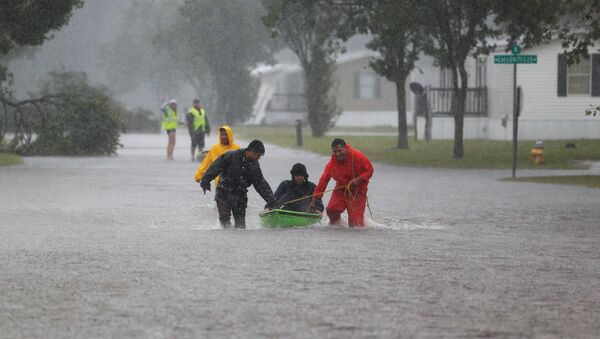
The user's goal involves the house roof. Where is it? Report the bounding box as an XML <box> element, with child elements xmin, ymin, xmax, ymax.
<box><xmin>250</xmin><ymin>63</ymin><xmax>300</xmax><ymax>76</ymax></box>
<box><xmin>336</xmin><ymin>50</ymin><xmax>379</xmax><ymax>64</ymax></box>
<box><xmin>251</xmin><ymin>49</ymin><xmax>380</xmax><ymax>77</ymax></box>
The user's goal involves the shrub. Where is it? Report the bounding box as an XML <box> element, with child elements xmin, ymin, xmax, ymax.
<box><xmin>122</xmin><ymin>107</ymin><xmax>160</xmax><ymax>133</ymax></box>
<box><xmin>20</xmin><ymin>72</ymin><xmax>125</xmax><ymax>156</ymax></box>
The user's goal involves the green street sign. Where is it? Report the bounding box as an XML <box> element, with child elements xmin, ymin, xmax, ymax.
<box><xmin>511</xmin><ymin>44</ymin><xmax>522</xmax><ymax>55</ymax></box>
<box><xmin>494</xmin><ymin>54</ymin><xmax>537</xmax><ymax>64</ymax></box>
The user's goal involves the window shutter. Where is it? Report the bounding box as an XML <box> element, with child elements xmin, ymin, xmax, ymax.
<box><xmin>374</xmin><ymin>76</ymin><xmax>381</xmax><ymax>99</ymax></box>
<box><xmin>592</xmin><ymin>54</ymin><xmax>600</xmax><ymax>97</ymax></box>
<box><xmin>557</xmin><ymin>54</ymin><xmax>567</xmax><ymax>97</ymax></box>
<box><xmin>353</xmin><ymin>72</ymin><xmax>360</xmax><ymax>99</ymax></box>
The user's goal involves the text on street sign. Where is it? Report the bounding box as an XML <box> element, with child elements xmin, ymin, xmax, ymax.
<box><xmin>494</xmin><ymin>55</ymin><xmax>537</xmax><ymax>64</ymax></box>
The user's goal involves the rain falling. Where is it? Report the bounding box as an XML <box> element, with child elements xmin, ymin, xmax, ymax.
<box><xmin>1</xmin><ymin>0</ymin><xmax>600</xmax><ymax>337</ymax></box>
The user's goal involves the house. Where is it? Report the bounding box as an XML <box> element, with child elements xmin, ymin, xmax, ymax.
<box><xmin>248</xmin><ymin>51</ymin><xmax>410</xmax><ymax>128</ymax></box>
<box><xmin>411</xmin><ymin>38</ymin><xmax>600</xmax><ymax>140</ymax></box>
<box><xmin>250</xmin><ymin>39</ymin><xmax>600</xmax><ymax>140</ymax></box>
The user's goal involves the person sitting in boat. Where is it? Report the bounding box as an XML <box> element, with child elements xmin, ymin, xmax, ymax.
<box><xmin>274</xmin><ymin>163</ymin><xmax>324</xmax><ymax>213</ymax></box>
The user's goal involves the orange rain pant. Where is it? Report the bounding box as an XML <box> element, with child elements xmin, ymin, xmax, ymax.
<box><xmin>326</xmin><ymin>187</ymin><xmax>367</xmax><ymax>227</ymax></box>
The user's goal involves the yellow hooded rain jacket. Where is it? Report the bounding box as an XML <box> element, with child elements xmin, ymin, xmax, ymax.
<box><xmin>194</xmin><ymin>125</ymin><xmax>240</xmax><ymax>185</ymax></box>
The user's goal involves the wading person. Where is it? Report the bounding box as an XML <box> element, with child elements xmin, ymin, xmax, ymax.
<box><xmin>194</xmin><ymin>126</ymin><xmax>239</xmax><ymax>186</ymax></box>
<box><xmin>309</xmin><ymin>138</ymin><xmax>373</xmax><ymax>227</ymax></box>
<box><xmin>199</xmin><ymin>139</ymin><xmax>277</xmax><ymax>228</ymax></box>
<box><xmin>186</xmin><ymin>99</ymin><xmax>210</xmax><ymax>161</ymax></box>
<box><xmin>274</xmin><ymin>163</ymin><xmax>323</xmax><ymax>213</ymax></box>
<box><xmin>161</xmin><ymin>99</ymin><xmax>178</xmax><ymax>160</ymax></box>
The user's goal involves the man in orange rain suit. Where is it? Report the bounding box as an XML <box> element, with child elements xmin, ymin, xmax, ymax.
<box><xmin>194</xmin><ymin>125</ymin><xmax>239</xmax><ymax>187</ymax></box>
<box><xmin>309</xmin><ymin>138</ymin><xmax>374</xmax><ymax>227</ymax></box>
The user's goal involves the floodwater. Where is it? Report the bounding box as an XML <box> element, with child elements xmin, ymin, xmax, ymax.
<box><xmin>1</xmin><ymin>132</ymin><xmax>600</xmax><ymax>338</ymax></box>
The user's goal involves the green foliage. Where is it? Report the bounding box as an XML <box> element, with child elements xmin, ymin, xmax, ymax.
<box><xmin>0</xmin><ymin>0</ymin><xmax>83</xmax><ymax>56</ymax></box>
<box><xmin>559</xmin><ymin>0</ymin><xmax>600</xmax><ymax>64</ymax></box>
<box><xmin>0</xmin><ymin>0</ymin><xmax>84</xmax><ymax>154</ymax></box>
<box><xmin>0</xmin><ymin>152</ymin><xmax>22</xmax><ymax>166</ymax></box>
<box><xmin>122</xmin><ymin>107</ymin><xmax>161</xmax><ymax>133</ymax></box>
<box><xmin>506</xmin><ymin>175</ymin><xmax>600</xmax><ymax>189</ymax></box>
<box><xmin>585</xmin><ymin>104</ymin><xmax>600</xmax><ymax>117</ymax></box>
<box><xmin>493</xmin><ymin>0</ymin><xmax>562</xmax><ymax>49</ymax></box>
<box><xmin>493</xmin><ymin>0</ymin><xmax>599</xmax><ymax>63</ymax></box>
<box><xmin>237</xmin><ymin>126</ymin><xmax>600</xmax><ymax>170</ymax></box>
<box><xmin>350</xmin><ymin>0</ymin><xmax>424</xmax><ymax>149</ymax></box>
<box><xmin>0</xmin><ymin>0</ymin><xmax>83</xmax><ymax>99</ymax></box>
<box><xmin>303</xmin><ymin>47</ymin><xmax>340</xmax><ymax>137</ymax></box>
<box><xmin>100</xmin><ymin>0</ymin><xmax>184</xmax><ymax>101</ymax></box>
<box><xmin>262</xmin><ymin>0</ymin><xmax>348</xmax><ymax>137</ymax></box>
<box><xmin>152</xmin><ymin>0</ymin><xmax>273</xmax><ymax>125</ymax></box>
<box><xmin>418</xmin><ymin>0</ymin><xmax>499</xmax><ymax>159</ymax></box>
<box><xmin>22</xmin><ymin>72</ymin><xmax>125</xmax><ymax>156</ymax></box>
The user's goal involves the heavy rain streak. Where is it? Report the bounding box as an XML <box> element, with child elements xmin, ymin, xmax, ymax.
<box><xmin>1</xmin><ymin>0</ymin><xmax>600</xmax><ymax>337</ymax></box>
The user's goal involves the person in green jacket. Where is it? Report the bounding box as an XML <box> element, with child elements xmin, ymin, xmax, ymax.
<box><xmin>161</xmin><ymin>99</ymin><xmax>179</xmax><ymax>160</ymax></box>
<box><xmin>186</xmin><ymin>99</ymin><xmax>211</xmax><ymax>162</ymax></box>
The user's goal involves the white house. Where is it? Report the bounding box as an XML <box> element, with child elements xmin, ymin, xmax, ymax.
<box><xmin>250</xmin><ymin>39</ymin><xmax>600</xmax><ymax>140</ymax></box>
<box><xmin>411</xmin><ymin>39</ymin><xmax>600</xmax><ymax>140</ymax></box>
<box><xmin>248</xmin><ymin>51</ymin><xmax>409</xmax><ymax>128</ymax></box>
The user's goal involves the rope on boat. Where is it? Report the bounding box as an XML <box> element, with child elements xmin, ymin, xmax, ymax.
<box><xmin>279</xmin><ymin>183</ymin><xmax>350</xmax><ymax>210</ymax></box>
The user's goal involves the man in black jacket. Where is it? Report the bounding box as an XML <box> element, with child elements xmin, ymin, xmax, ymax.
<box><xmin>200</xmin><ymin>139</ymin><xmax>277</xmax><ymax>228</ymax></box>
<box><xmin>274</xmin><ymin>163</ymin><xmax>324</xmax><ymax>213</ymax></box>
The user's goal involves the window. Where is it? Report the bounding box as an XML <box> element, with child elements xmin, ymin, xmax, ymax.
<box><xmin>567</xmin><ymin>56</ymin><xmax>591</xmax><ymax>95</ymax></box>
<box><xmin>353</xmin><ymin>72</ymin><xmax>380</xmax><ymax>99</ymax></box>
<box><xmin>558</xmin><ymin>54</ymin><xmax>600</xmax><ymax>97</ymax></box>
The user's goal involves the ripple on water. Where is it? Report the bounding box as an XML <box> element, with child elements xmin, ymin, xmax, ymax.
<box><xmin>373</xmin><ymin>217</ymin><xmax>448</xmax><ymax>231</ymax></box>
<box><xmin>179</xmin><ymin>214</ymin><xmax>449</xmax><ymax>231</ymax></box>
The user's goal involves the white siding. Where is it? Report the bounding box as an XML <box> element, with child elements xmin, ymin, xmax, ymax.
<box><xmin>510</xmin><ymin>41</ymin><xmax>595</xmax><ymax>119</ymax></box>
<box><xmin>335</xmin><ymin>110</ymin><xmax>407</xmax><ymax>127</ymax></box>
<box><xmin>486</xmin><ymin>54</ymin><xmax>514</xmax><ymax>119</ymax></box>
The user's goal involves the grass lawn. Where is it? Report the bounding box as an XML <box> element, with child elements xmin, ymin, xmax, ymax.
<box><xmin>0</xmin><ymin>152</ymin><xmax>23</xmax><ymax>166</ymax></box>
<box><xmin>505</xmin><ymin>175</ymin><xmax>600</xmax><ymax>189</ymax></box>
<box><xmin>236</xmin><ymin>126</ymin><xmax>600</xmax><ymax>170</ymax></box>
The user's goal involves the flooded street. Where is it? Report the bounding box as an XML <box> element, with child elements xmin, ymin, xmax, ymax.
<box><xmin>1</xmin><ymin>133</ymin><xmax>600</xmax><ymax>338</ymax></box>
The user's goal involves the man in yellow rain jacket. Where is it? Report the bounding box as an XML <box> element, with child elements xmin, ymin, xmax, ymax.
<box><xmin>194</xmin><ymin>125</ymin><xmax>239</xmax><ymax>187</ymax></box>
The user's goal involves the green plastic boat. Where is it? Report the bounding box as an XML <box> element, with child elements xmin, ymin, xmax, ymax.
<box><xmin>259</xmin><ymin>209</ymin><xmax>322</xmax><ymax>228</ymax></box>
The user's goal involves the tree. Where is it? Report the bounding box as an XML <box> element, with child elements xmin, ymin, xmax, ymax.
<box><xmin>492</xmin><ymin>0</ymin><xmax>599</xmax><ymax>117</ymax></box>
<box><xmin>262</xmin><ymin>0</ymin><xmax>349</xmax><ymax>137</ymax></box>
<box><xmin>102</xmin><ymin>0</ymin><xmax>272</xmax><ymax>125</ymax></box>
<box><xmin>558</xmin><ymin>0</ymin><xmax>600</xmax><ymax>63</ymax></box>
<box><xmin>0</xmin><ymin>1</ymin><xmax>83</xmax><ymax>57</ymax></box>
<box><xmin>3</xmin><ymin>71</ymin><xmax>124</xmax><ymax>155</ymax></box>
<box><xmin>0</xmin><ymin>0</ymin><xmax>83</xmax><ymax>143</ymax></box>
<box><xmin>99</xmin><ymin>0</ymin><xmax>186</xmax><ymax>107</ymax></box>
<box><xmin>351</xmin><ymin>0</ymin><xmax>424</xmax><ymax>149</ymax></box>
<box><xmin>164</xmin><ymin>0</ymin><xmax>273</xmax><ymax>125</ymax></box>
<box><xmin>0</xmin><ymin>0</ymin><xmax>83</xmax><ymax>86</ymax></box>
<box><xmin>492</xmin><ymin>0</ymin><xmax>562</xmax><ymax>48</ymax></box>
<box><xmin>419</xmin><ymin>0</ymin><xmax>498</xmax><ymax>159</ymax></box>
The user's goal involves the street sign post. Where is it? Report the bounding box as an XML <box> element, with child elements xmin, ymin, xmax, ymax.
<box><xmin>493</xmin><ymin>45</ymin><xmax>538</xmax><ymax>178</ymax></box>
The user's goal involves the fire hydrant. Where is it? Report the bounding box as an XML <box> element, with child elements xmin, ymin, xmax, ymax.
<box><xmin>531</xmin><ymin>139</ymin><xmax>544</xmax><ymax>165</ymax></box>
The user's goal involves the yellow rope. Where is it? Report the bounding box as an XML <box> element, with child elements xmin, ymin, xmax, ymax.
<box><xmin>279</xmin><ymin>183</ymin><xmax>350</xmax><ymax>208</ymax></box>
